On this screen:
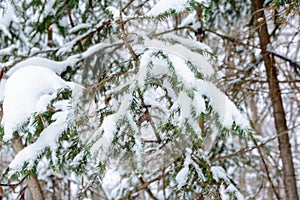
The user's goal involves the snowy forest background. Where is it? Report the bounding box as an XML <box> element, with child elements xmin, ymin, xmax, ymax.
<box><xmin>0</xmin><ymin>0</ymin><xmax>299</xmax><ymax>199</ymax></box>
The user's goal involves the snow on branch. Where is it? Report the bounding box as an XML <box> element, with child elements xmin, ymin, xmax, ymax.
<box><xmin>147</xmin><ymin>0</ymin><xmax>189</xmax><ymax>16</ymax></box>
<box><xmin>147</xmin><ymin>0</ymin><xmax>208</xmax><ymax>17</ymax></box>
<box><xmin>134</xmin><ymin>38</ymin><xmax>249</xmax><ymax>129</ymax></box>
<box><xmin>1</xmin><ymin>66</ymin><xmax>83</xmax><ymax>172</ymax></box>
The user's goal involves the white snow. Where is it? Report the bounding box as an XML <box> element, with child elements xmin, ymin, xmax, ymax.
<box><xmin>176</xmin><ymin>166</ymin><xmax>189</xmax><ymax>188</ymax></box>
<box><xmin>257</xmin><ymin>17</ymin><xmax>264</xmax><ymax>23</ymax></box>
<box><xmin>193</xmin><ymin>91</ymin><xmax>206</xmax><ymax>116</ymax></box>
<box><xmin>147</xmin><ymin>0</ymin><xmax>188</xmax><ymax>16</ymax></box>
<box><xmin>176</xmin><ymin>150</ymin><xmax>192</xmax><ymax>188</ymax></box>
<box><xmin>0</xmin><ymin>2</ymin><xmax>17</xmax><ymax>37</ymax></box>
<box><xmin>69</xmin><ymin>23</ymin><xmax>92</xmax><ymax>34</ymax></box>
<box><xmin>106</xmin><ymin>6</ymin><xmax>120</xmax><ymax>20</ymax></box>
<box><xmin>177</xmin><ymin>91</ymin><xmax>192</xmax><ymax>120</ymax></box>
<box><xmin>134</xmin><ymin>38</ymin><xmax>249</xmax><ymax>129</ymax></box>
<box><xmin>211</xmin><ymin>166</ymin><xmax>244</xmax><ymax>200</ymax></box>
<box><xmin>137</xmin><ymin>51</ymin><xmax>152</xmax><ymax>88</ymax></box>
<box><xmin>163</xmin><ymin>33</ymin><xmax>213</xmax><ymax>54</ymax></box>
<box><xmin>211</xmin><ymin>166</ymin><xmax>229</xmax><ymax>182</ymax></box>
<box><xmin>6</xmin><ymin>57</ymin><xmax>71</xmax><ymax>76</ymax></box>
<box><xmin>180</xmin><ymin>11</ymin><xmax>196</xmax><ymax>26</ymax></box>
<box><xmin>35</xmin><ymin>93</ymin><xmax>58</xmax><ymax>113</ymax></box>
<box><xmin>9</xmin><ymin>110</ymin><xmax>69</xmax><ymax>170</ymax></box>
<box><xmin>219</xmin><ymin>183</ymin><xmax>244</xmax><ymax>200</ymax></box>
<box><xmin>1</xmin><ymin>66</ymin><xmax>68</xmax><ymax>141</ymax></box>
<box><xmin>91</xmin><ymin>94</ymin><xmax>132</xmax><ymax>159</ymax></box>
<box><xmin>0</xmin><ymin>45</ymin><xmax>17</xmax><ymax>56</ymax></box>
<box><xmin>102</xmin><ymin>169</ymin><xmax>122</xmax><ymax>198</ymax></box>
<box><xmin>1</xmin><ymin>66</ymin><xmax>83</xmax><ymax>171</ymax></box>
<box><xmin>225</xmin><ymin>184</ymin><xmax>244</xmax><ymax>200</ymax></box>
<box><xmin>42</xmin><ymin>0</ymin><xmax>56</xmax><ymax>18</ymax></box>
<box><xmin>140</xmin><ymin>38</ymin><xmax>215</xmax><ymax>77</ymax></box>
<box><xmin>195</xmin><ymin>80</ymin><xmax>249</xmax><ymax>129</ymax></box>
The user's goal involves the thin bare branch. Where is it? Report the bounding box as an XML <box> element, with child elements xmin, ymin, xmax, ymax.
<box><xmin>137</xmin><ymin>175</ymin><xmax>159</xmax><ymax>200</ymax></box>
<box><xmin>267</xmin><ymin>50</ymin><xmax>300</xmax><ymax>70</ymax></box>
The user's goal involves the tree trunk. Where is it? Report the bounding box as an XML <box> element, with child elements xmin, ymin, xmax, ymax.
<box><xmin>11</xmin><ymin>136</ymin><xmax>45</xmax><ymax>200</ymax></box>
<box><xmin>251</xmin><ymin>1</ymin><xmax>299</xmax><ymax>199</ymax></box>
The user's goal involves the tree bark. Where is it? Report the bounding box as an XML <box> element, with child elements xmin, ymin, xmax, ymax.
<box><xmin>251</xmin><ymin>1</ymin><xmax>299</xmax><ymax>199</ymax></box>
<box><xmin>11</xmin><ymin>136</ymin><xmax>45</xmax><ymax>200</ymax></box>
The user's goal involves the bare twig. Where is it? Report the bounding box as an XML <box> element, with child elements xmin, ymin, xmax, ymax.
<box><xmin>206</xmin><ymin>29</ymin><xmax>258</xmax><ymax>48</ymax></box>
<box><xmin>140</xmin><ymin>94</ymin><xmax>162</xmax><ymax>143</ymax></box>
<box><xmin>137</xmin><ymin>175</ymin><xmax>159</xmax><ymax>200</ymax></box>
<box><xmin>252</xmin><ymin>138</ymin><xmax>280</xmax><ymax>200</ymax></box>
<box><xmin>119</xmin><ymin>14</ymin><xmax>139</xmax><ymax>63</ymax></box>
<box><xmin>210</xmin><ymin>129</ymin><xmax>290</xmax><ymax>163</ymax></box>
<box><xmin>121</xmin><ymin>0</ymin><xmax>135</xmax><ymax>13</ymax></box>
<box><xmin>87</xmin><ymin>70</ymin><xmax>131</xmax><ymax>89</ymax></box>
<box><xmin>119</xmin><ymin>173</ymin><xmax>168</xmax><ymax>200</ymax></box>
<box><xmin>153</xmin><ymin>26</ymin><xmax>195</xmax><ymax>37</ymax></box>
<box><xmin>65</xmin><ymin>2</ymin><xmax>75</xmax><ymax>27</ymax></box>
<box><xmin>0</xmin><ymin>177</ymin><xmax>26</xmax><ymax>187</ymax></box>
<box><xmin>267</xmin><ymin>50</ymin><xmax>300</xmax><ymax>70</ymax></box>
<box><xmin>65</xmin><ymin>1</ymin><xmax>83</xmax><ymax>52</ymax></box>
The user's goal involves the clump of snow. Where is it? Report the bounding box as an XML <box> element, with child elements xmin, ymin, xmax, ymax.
<box><xmin>1</xmin><ymin>66</ymin><xmax>83</xmax><ymax>171</ymax></box>
<box><xmin>9</xmin><ymin>110</ymin><xmax>69</xmax><ymax>170</ymax></box>
<box><xmin>211</xmin><ymin>166</ymin><xmax>229</xmax><ymax>183</ymax></box>
<box><xmin>134</xmin><ymin>38</ymin><xmax>249</xmax><ymax>130</ymax></box>
<box><xmin>90</xmin><ymin>94</ymin><xmax>132</xmax><ymax>160</ymax></box>
<box><xmin>141</xmin><ymin>38</ymin><xmax>214</xmax><ymax>77</ymax></box>
<box><xmin>163</xmin><ymin>33</ymin><xmax>213</xmax><ymax>54</ymax></box>
<box><xmin>102</xmin><ymin>169</ymin><xmax>122</xmax><ymax>198</ymax></box>
<box><xmin>69</xmin><ymin>23</ymin><xmax>91</xmax><ymax>34</ymax></box>
<box><xmin>193</xmin><ymin>91</ymin><xmax>206</xmax><ymax>116</ymax></box>
<box><xmin>0</xmin><ymin>45</ymin><xmax>17</xmax><ymax>56</ymax></box>
<box><xmin>176</xmin><ymin>167</ymin><xmax>189</xmax><ymax>188</ymax></box>
<box><xmin>147</xmin><ymin>0</ymin><xmax>188</xmax><ymax>16</ymax></box>
<box><xmin>180</xmin><ymin>11</ymin><xmax>196</xmax><ymax>26</ymax></box>
<box><xmin>1</xmin><ymin>66</ymin><xmax>67</xmax><ymax>141</ymax></box>
<box><xmin>177</xmin><ymin>91</ymin><xmax>192</xmax><ymax>120</ymax></box>
<box><xmin>134</xmin><ymin>42</ymin><xmax>212</xmax><ymax>87</ymax></box>
<box><xmin>137</xmin><ymin>51</ymin><xmax>152</xmax><ymax>88</ymax></box>
<box><xmin>195</xmin><ymin>80</ymin><xmax>249</xmax><ymax>129</ymax></box>
<box><xmin>257</xmin><ymin>17</ymin><xmax>264</xmax><ymax>23</ymax></box>
<box><xmin>6</xmin><ymin>57</ymin><xmax>71</xmax><ymax>76</ymax></box>
<box><xmin>29</xmin><ymin>47</ymin><xmax>41</xmax><ymax>55</ymax></box>
<box><xmin>212</xmin><ymin>166</ymin><xmax>244</xmax><ymax>200</ymax></box>
<box><xmin>176</xmin><ymin>150</ymin><xmax>192</xmax><ymax>188</ymax></box>
<box><xmin>106</xmin><ymin>6</ymin><xmax>120</xmax><ymax>20</ymax></box>
<box><xmin>0</xmin><ymin>2</ymin><xmax>18</xmax><ymax>37</ymax></box>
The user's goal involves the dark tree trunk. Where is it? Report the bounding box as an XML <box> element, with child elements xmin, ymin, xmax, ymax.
<box><xmin>12</xmin><ymin>136</ymin><xmax>45</xmax><ymax>200</ymax></box>
<box><xmin>251</xmin><ymin>0</ymin><xmax>299</xmax><ymax>199</ymax></box>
